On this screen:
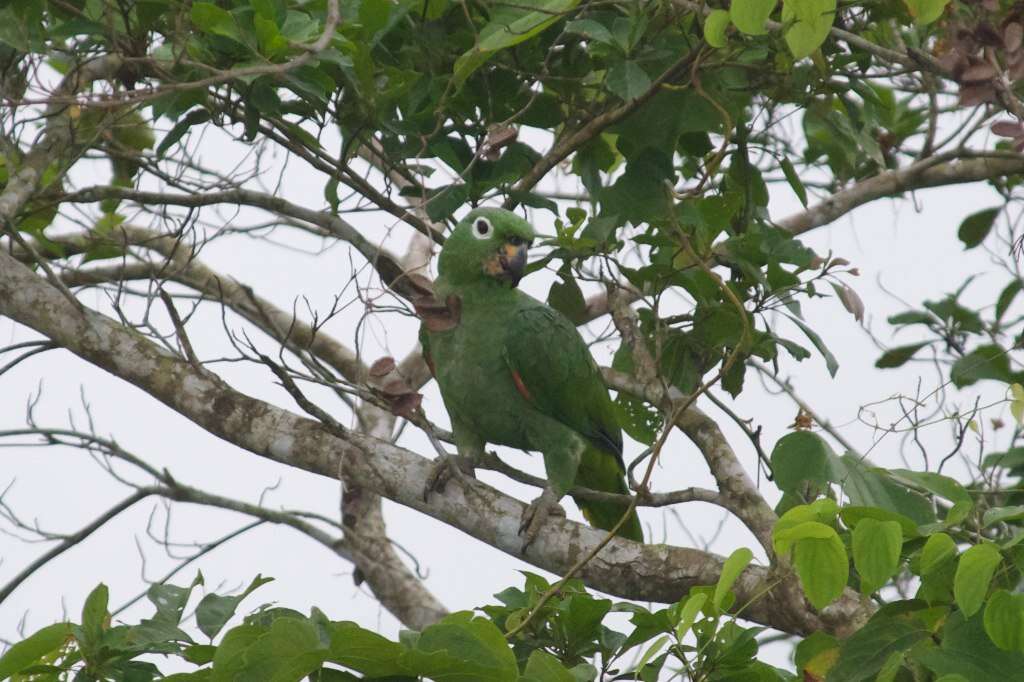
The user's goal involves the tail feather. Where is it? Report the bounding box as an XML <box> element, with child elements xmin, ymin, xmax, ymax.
<box><xmin>572</xmin><ymin>445</ymin><xmax>644</xmax><ymax>542</ymax></box>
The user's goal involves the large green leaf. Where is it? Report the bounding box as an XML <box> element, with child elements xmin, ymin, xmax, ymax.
<box><xmin>951</xmin><ymin>345</ymin><xmax>1016</xmax><ymax>387</ymax></box>
<box><xmin>730</xmin><ymin>0</ymin><xmax>774</xmax><ymax>35</ymax></box>
<box><xmin>953</xmin><ymin>544</ymin><xmax>1002</xmax><ymax>618</ymax></box>
<box><xmin>522</xmin><ymin>650</ymin><xmax>575</xmax><ymax>682</ymax></box>
<box><xmin>957</xmin><ymin>207</ymin><xmax>1000</xmax><ymax>249</ymax></box>
<box><xmin>400</xmin><ymin>612</ymin><xmax>518</xmax><ymax>681</ymax></box>
<box><xmin>191</xmin><ymin>2</ymin><xmax>243</xmax><ymax>42</ymax></box>
<box><xmin>831</xmin><ymin>454</ymin><xmax>935</xmax><ymax>526</ymax></box>
<box><xmin>914</xmin><ymin>612</ymin><xmax>1024</xmax><ymax>678</ymax></box>
<box><xmin>0</xmin><ymin>622</ymin><xmax>73</xmax><ymax>679</ymax></box>
<box><xmin>770</xmin><ymin>431</ymin><xmax>834</xmax><ymax>493</ymax></box>
<box><xmin>984</xmin><ymin>590</ymin><xmax>1024</xmax><ymax>652</ymax></box>
<box><xmin>830</xmin><ymin>608</ymin><xmax>930</xmax><ymax>682</ymax></box>
<box><xmin>195</xmin><ymin>575</ymin><xmax>273</xmax><ymax>640</ymax></box>
<box><xmin>781</xmin><ymin>0</ymin><xmax>836</xmax><ymax>59</ymax></box>
<box><xmin>715</xmin><ymin>548</ymin><xmax>754</xmax><ymax>610</ymax></box>
<box><xmin>453</xmin><ymin>0</ymin><xmax>580</xmax><ymax>87</ymax></box>
<box><xmin>326</xmin><ymin>621</ymin><xmax>408</xmax><ymax>677</ymax></box>
<box><xmin>774</xmin><ymin>520</ymin><xmax>848</xmax><ymax>609</ymax></box>
<box><xmin>852</xmin><ymin>519</ymin><xmax>902</xmax><ymax>594</ymax></box>
<box><xmin>903</xmin><ymin>0</ymin><xmax>951</xmax><ymax>25</ymax></box>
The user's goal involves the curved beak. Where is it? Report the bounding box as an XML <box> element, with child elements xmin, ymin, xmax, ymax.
<box><xmin>497</xmin><ymin>241</ymin><xmax>529</xmax><ymax>286</ymax></box>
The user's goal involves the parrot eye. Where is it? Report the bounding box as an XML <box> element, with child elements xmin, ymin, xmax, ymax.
<box><xmin>472</xmin><ymin>217</ymin><xmax>494</xmax><ymax>240</ymax></box>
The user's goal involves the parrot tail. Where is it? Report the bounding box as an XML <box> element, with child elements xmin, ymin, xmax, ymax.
<box><xmin>572</xmin><ymin>445</ymin><xmax>644</xmax><ymax>542</ymax></box>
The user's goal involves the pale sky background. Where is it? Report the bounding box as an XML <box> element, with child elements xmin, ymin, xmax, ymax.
<box><xmin>0</xmin><ymin>116</ymin><xmax>1017</xmax><ymax>673</ymax></box>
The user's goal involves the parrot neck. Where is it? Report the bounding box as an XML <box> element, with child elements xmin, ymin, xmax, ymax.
<box><xmin>435</xmin><ymin>275</ymin><xmax>518</xmax><ymax>304</ymax></box>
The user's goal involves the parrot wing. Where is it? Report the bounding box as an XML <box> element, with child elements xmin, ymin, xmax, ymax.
<box><xmin>502</xmin><ymin>305</ymin><xmax>623</xmax><ymax>463</ymax></box>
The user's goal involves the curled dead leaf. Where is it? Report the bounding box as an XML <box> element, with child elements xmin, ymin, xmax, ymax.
<box><xmin>837</xmin><ymin>284</ymin><xmax>865</xmax><ymax>323</ymax></box>
<box><xmin>1006</xmin><ymin>22</ymin><xmax>1023</xmax><ymax>52</ymax></box>
<box><xmin>959</xmin><ymin>83</ymin><xmax>998</xmax><ymax>106</ymax></box>
<box><xmin>482</xmin><ymin>124</ymin><xmax>518</xmax><ymax>161</ymax></box>
<box><xmin>991</xmin><ymin>120</ymin><xmax>1024</xmax><ymax>137</ymax></box>
<box><xmin>961</xmin><ymin>61</ymin><xmax>999</xmax><ymax>82</ymax></box>
<box><xmin>370</xmin><ymin>356</ymin><xmax>396</xmax><ymax>378</ymax></box>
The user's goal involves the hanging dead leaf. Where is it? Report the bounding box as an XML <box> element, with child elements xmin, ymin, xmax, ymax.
<box><xmin>370</xmin><ymin>356</ymin><xmax>397</xmax><ymax>378</ymax></box>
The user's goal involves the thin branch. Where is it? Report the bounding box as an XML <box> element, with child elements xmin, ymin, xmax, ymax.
<box><xmin>0</xmin><ymin>491</ymin><xmax>151</xmax><ymax>606</ymax></box>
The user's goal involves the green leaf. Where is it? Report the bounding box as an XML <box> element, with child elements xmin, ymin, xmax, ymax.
<box><xmin>79</xmin><ymin>583</ymin><xmax>109</xmax><ymax>649</ymax></box>
<box><xmin>995</xmin><ymin>280</ymin><xmax>1021</xmax><ymax>322</ymax></box>
<box><xmin>951</xmin><ymin>344</ymin><xmax>1015</xmax><ymax>387</ymax></box>
<box><xmin>773</xmin><ymin>515</ymin><xmax>849</xmax><ymax>609</ymax></box>
<box><xmin>452</xmin><ymin>0</ymin><xmax>580</xmax><ymax>87</ymax></box>
<box><xmin>771</xmin><ymin>431</ymin><xmax>834</xmax><ymax>493</ymax></box>
<box><xmin>0</xmin><ymin>622</ymin><xmax>72</xmax><ymax>679</ymax></box>
<box><xmin>830</xmin><ymin>610</ymin><xmax>930</xmax><ymax>682</ymax></box>
<box><xmin>780</xmin><ymin>157</ymin><xmax>808</xmax><ymax>207</ymax></box>
<box><xmin>523</xmin><ymin>650</ymin><xmax>575</xmax><ymax>682</ymax></box>
<box><xmin>832</xmin><ymin>453</ymin><xmax>936</xmax><ymax>526</ymax></box>
<box><xmin>673</xmin><ymin>593</ymin><xmax>707</xmax><ymax>640</ymax></box>
<box><xmin>875</xmin><ymin>342</ymin><xmax>931</xmax><ymax>368</ymax></box>
<box><xmin>781</xmin><ymin>0</ymin><xmax>835</xmax><ymax>59</ymax></box>
<box><xmin>326</xmin><ymin>621</ymin><xmax>407</xmax><ymax>677</ymax></box>
<box><xmin>795</xmin><ymin>631</ymin><xmax>838</xmax><ymax>675</ymax></box>
<box><xmin>915</xmin><ymin>611</ymin><xmax>1024</xmax><ymax>678</ymax></box>
<box><xmin>984</xmin><ymin>590</ymin><xmax>1024</xmax><ymax>651</ymax></box>
<box><xmin>983</xmin><ymin>505</ymin><xmax>1024</xmax><ymax>527</ymax></box>
<box><xmin>1012</xmin><ymin>383</ymin><xmax>1024</xmax><ymax>425</ymax></box>
<box><xmin>919</xmin><ymin>533</ymin><xmax>958</xmax><ymax>576</ymax></box>
<box><xmin>786</xmin><ymin>313</ymin><xmax>838</xmax><ymax>376</ymax></box>
<box><xmin>889</xmin><ymin>469</ymin><xmax>971</xmax><ymax>505</ymax></box>
<box><xmin>957</xmin><ymin>207</ymin><xmax>1000</xmax><ymax>249</ymax></box>
<box><xmin>605</xmin><ymin>61</ymin><xmax>651</xmax><ymax>101</ymax></box>
<box><xmin>730</xmin><ymin>0</ymin><xmax>774</xmax><ymax>35</ymax></box>
<box><xmin>564</xmin><ymin>19</ymin><xmax>614</xmax><ymax>45</ymax></box>
<box><xmin>703</xmin><ymin>9</ymin><xmax>730</xmax><ymax>47</ymax></box>
<box><xmin>401</xmin><ymin>612</ymin><xmax>518</xmax><ymax>681</ymax></box>
<box><xmin>195</xmin><ymin>575</ymin><xmax>273</xmax><ymax>640</ymax></box>
<box><xmin>547</xmin><ymin>268</ymin><xmax>588</xmax><ymax>325</ymax></box>
<box><xmin>853</xmin><ymin>519</ymin><xmax>903</xmax><ymax>594</ymax></box>
<box><xmin>156</xmin><ymin>109</ymin><xmax>211</xmax><ymax>158</ymax></box>
<box><xmin>840</xmin><ymin>506</ymin><xmax>919</xmax><ymax>538</ymax></box>
<box><xmin>233</xmin><ymin>617</ymin><xmax>328</xmax><ymax>682</ymax></box>
<box><xmin>793</xmin><ymin>529</ymin><xmax>849</xmax><ymax>610</ymax></box>
<box><xmin>715</xmin><ymin>548</ymin><xmax>753</xmax><ymax>610</ymax></box>
<box><xmin>191</xmin><ymin>2</ymin><xmax>242</xmax><ymax>42</ymax></box>
<box><xmin>984</xmin><ymin>447</ymin><xmax>1024</xmax><ymax>471</ymax></box>
<box><xmin>903</xmin><ymin>0</ymin><xmax>951</xmax><ymax>25</ymax></box>
<box><xmin>954</xmin><ymin>544</ymin><xmax>1002</xmax><ymax>618</ymax></box>
<box><xmin>147</xmin><ymin>574</ymin><xmax>203</xmax><ymax>625</ymax></box>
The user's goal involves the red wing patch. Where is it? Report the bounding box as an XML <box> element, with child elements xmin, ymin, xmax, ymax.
<box><xmin>510</xmin><ymin>369</ymin><xmax>533</xmax><ymax>402</ymax></box>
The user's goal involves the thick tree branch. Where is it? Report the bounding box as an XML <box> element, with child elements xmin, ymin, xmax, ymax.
<box><xmin>779</xmin><ymin>153</ymin><xmax>1024</xmax><ymax>234</ymax></box>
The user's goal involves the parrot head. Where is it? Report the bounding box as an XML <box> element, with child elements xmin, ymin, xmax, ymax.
<box><xmin>438</xmin><ymin>207</ymin><xmax>535</xmax><ymax>287</ymax></box>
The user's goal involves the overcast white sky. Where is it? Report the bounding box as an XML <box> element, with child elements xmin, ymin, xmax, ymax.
<box><xmin>0</xmin><ymin>120</ymin><xmax>1016</xmax><ymax>672</ymax></box>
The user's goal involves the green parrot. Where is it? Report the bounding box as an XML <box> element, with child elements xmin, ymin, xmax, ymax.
<box><xmin>418</xmin><ymin>207</ymin><xmax>643</xmax><ymax>545</ymax></box>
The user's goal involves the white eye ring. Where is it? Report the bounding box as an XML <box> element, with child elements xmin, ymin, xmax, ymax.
<box><xmin>472</xmin><ymin>217</ymin><xmax>493</xmax><ymax>240</ymax></box>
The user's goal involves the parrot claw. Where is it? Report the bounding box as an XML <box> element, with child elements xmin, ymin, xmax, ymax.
<box><xmin>423</xmin><ymin>453</ymin><xmax>476</xmax><ymax>501</ymax></box>
<box><xmin>518</xmin><ymin>487</ymin><xmax>565</xmax><ymax>552</ymax></box>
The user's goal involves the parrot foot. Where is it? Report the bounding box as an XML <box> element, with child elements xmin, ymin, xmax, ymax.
<box><xmin>518</xmin><ymin>487</ymin><xmax>565</xmax><ymax>552</ymax></box>
<box><xmin>423</xmin><ymin>453</ymin><xmax>476</xmax><ymax>501</ymax></box>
